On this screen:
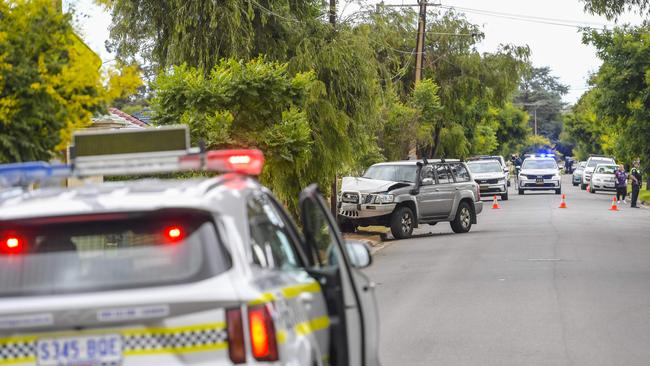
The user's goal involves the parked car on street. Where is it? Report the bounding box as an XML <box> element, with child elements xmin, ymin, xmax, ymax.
<box><xmin>517</xmin><ymin>156</ymin><xmax>562</xmax><ymax>195</ymax></box>
<box><xmin>581</xmin><ymin>155</ymin><xmax>617</xmax><ymax>190</ymax></box>
<box><xmin>338</xmin><ymin>159</ymin><xmax>483</xmax><ymax>239</ymax></box>
<box><xmin>468</xmin><ymin>155</ymin><xmax>510</xmax><ymax>186</ymax></box>
<box><xmin>572</xmin><ymin>161</ymin><xmax>586</xmax><ymax>186</ymax></box>
<box><xmin>467</xmin><ymin>160</ymin><xmax>509</xmax><ymax>200</ymax></box>
<box><xmin>589</xmin><ymin>163</ymin><xmax>618</xmax><ymax>194</ymax></box>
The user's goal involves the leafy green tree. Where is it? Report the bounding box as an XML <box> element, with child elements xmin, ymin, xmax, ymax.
<box><xmin>153</xmin><ymin>59</ymin><xmax>317</xmax><ymax>213</ymax></box>
<box><xmin>0</xmin><ymin>0</ymin><xmax>141</xmax><ymax>163</ymax></box>
<box><xmin>561</xmin><ymin>90</ymin><xmax>607</xmax><ymax>160</ymax></box>
<box><xmin>421</xmin><ymin>11</ymin><xmax>529</xmax><ymax>158</ymax></box>
<box><xmin>514</xmin><ymin>67</ymin><xmax>568</xmax><ymax>143</ymax></box>
<box><xmin>582</xmin><ymin>26</ymin><xmax>650</xmax><ymax>172</ymax></box>
<box><xmin>582</xmin><ymin>0</ymin><xmax>650</xmax><ymax>19</ymax></box>
<box><xmin>492</xmin><ymin>103</ymin><xmax>531</xmax><ymax>157</ymax></box>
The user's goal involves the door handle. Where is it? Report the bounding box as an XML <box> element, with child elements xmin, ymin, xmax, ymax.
<box><xmin>455</xmin><ymin>187</ymin><xmax>460</xmax><ymax>190</ymax></box>
<box><xmin>363</xmin><ymin>282</ymin><xmax>376</xmax><ymax>291</ymax></box>
<box><xmin>435</xmin><ymin>188</ymin><xmax>440</xmax><ymax>192</ymax></box>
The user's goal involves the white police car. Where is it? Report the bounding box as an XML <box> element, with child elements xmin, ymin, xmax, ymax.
<box><xmin>517</xmin><ymin>156</ymin><xmax>562</xmax><ymax>195</ymax></box>
<box><xmin>0</xmin><ymin>127</ymin><xmax>380</xmax><ymax>366</ymax></box>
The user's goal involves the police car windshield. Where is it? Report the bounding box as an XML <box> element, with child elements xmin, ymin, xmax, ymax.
<box><xmin>595</xmin><ymin>165</ymin><xmax>617</xmax><ymax>174</ymax></box>
<box><xmin>521</xmin><ymin>159</ymin><xmax>557</xmax><ymax>170</ymax></box>
<box><xmin>363</xmin><ymin>164</ymin><xmax>417</xmax><ymax>183</ymax></box>
<box><xmin>0</xmin><ymin>210</ymin><xmax>227</xmax><ymax>297</ymax></box>
<box><xmin>468</xmin><ymin>161</ymin><xmax>502</xmax><ymax>173</ymax></box>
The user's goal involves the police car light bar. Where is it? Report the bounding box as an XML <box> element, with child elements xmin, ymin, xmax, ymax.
<box><xmin>0</xmin><ymin>162</ymin><xmax>71</xmax><ymax>187</ymax></box>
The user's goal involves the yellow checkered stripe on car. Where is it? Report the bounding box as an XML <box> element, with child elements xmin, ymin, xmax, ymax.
<box><xmin>0</xmin><ymin>323</ymin><xmax>227</xmax><ymax>365</ymax></box>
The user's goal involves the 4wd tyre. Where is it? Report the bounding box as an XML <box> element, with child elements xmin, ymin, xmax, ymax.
<box><xmin>572</xmin><ymin>182</ymin><xmax>578</xmax><ymax>187</ymax></box>
<box><xmin>450</xmin><ymin>202</ymin><xmax>472</xmax><ymax>234</ymax></box>
<box><xmin>518</xmin><ymin>188</ymin><xmax>524</xmax><ymax>195</ymax></box>
<box><xmin>501</xmin><ymin>191</ymin><xmax>509</xmax><ymax>200</ymax></box>
<box><xmin>339</xmin><ymin>220</ymin><xmax>357</xmax><ymax>233</ymax></box>
<box><xmin>590</xmin><ymin>188</ymin><xmax>596</xmax><ymax>194</ymax></box>
<box><xmin>555</xmin><ymin>188</ymin><xmax>562</xmax><ymax>195</ymax></box>
<box><xmin>390</xmin><ymin>206</ymin><xmax>414</xmax><ymax>239</ymax></box>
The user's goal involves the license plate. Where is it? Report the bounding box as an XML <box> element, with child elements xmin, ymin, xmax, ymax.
<box><xmin>536</xmin><ymin>178</ymin><xmax>544</xmax><ymax>184</ymax></box>
<box><xmin>37</xmin><ymin>334</ymin><xmax>122</xmax><ymax>366</ymax></box>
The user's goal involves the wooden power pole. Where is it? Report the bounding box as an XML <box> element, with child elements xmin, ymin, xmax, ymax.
<box><xmin>414</xmin><ymin>0</ymin><xmax>427</xmax><ymax>84</ymax></box>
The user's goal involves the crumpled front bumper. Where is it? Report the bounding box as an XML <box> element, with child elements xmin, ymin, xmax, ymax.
<box><xmin>338</xmin><ymin>202</ymin><xmax>396</xmax><ymax>219</ymax></box>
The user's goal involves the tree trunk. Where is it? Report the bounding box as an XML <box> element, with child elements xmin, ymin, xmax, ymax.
<box><xmin>430</xmin><ymin>126</ymin><xmax>442</xmax><ymax>158</ymax></box>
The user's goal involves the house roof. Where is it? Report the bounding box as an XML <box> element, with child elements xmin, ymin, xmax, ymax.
<box><xmin>91</xmin><ymin>108</ymin><xmax>149</xmax><ymax>130</ymax></box>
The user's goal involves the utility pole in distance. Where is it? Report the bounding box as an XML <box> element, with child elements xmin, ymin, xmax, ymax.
<box><xmin>414</xmin><ymin>0</ymin><xmax>427</xmax><ymax>84</ymax></box>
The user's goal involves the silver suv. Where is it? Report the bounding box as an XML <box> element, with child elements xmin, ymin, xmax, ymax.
<box><xmin>338</xmin><ymin>159</ymin><xmax>483</xmax><ymax>239</ymax></box>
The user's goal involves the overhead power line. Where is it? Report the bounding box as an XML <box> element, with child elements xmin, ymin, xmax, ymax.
<box><xmin>439</xmin><ymin>5</ymin><xmax>617</xmax><ymax>30</ymax></box>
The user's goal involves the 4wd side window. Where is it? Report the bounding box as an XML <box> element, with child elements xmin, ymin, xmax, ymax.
<box><xmin>247</xmin><ymin>194</ymin><xmax>300</xmax><ymax>271</ymax></box>
<box><xmin>435</xmin><ymin>164</ymin><xmax>453</xmax><ymax>184</ymax></box>
<box><xmin>420</xmin><ymin>165</ymin><xmax>435</xmax><ymax>181</ymax></box>
<box><xmin>450</xmin><ymin>163</ymin><xmax>471</xmax><ymax>182</ymax></box>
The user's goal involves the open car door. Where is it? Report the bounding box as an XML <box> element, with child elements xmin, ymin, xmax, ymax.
<box><xmin>299</xmin><ymin>184</ymin><xmax>372</xmax><ymax>366</ymax></box>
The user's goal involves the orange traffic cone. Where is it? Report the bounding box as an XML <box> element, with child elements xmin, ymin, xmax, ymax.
<box><xmin>609</xmin><ymin>197</ymin><xmax>619</xmax><ymax>211</ymax></box>
<box><xmin>586</xmin><ymin>184</ymin><xmax>590</xmax><ymax>193</ymax></box>
<box><xmin>558</xmin><ymin>194</ymin><xmax>567</xmax><ymax>209</ymax></box>
<box><xmin>491</xmin><ymin>195</ymin><xmax>501</xmax><ymax>209</ymax></box>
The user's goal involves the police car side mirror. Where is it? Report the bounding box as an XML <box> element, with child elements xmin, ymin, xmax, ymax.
<box><xmin>345</xmin><ymin>240</ymin><xmax>372</xmax><ymax>269</ymax></box>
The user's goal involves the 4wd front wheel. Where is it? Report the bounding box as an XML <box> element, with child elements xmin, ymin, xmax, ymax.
<box><xmin>390</xmin><ymin>206</ymin><xmax>414</xmax><ymax>239</ymax></box>
<box><xmin>450</xmin><ymin>202</ymin><xmax>472</xmax><ymax>234</ymax></box>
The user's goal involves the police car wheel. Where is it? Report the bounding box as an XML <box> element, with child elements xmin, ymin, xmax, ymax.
<box><xmin>450</xmin><ymin>202</ymin><xmax>472</xmax><ymax>233</ymax></box>
<box><xmin>590</xmin><ymin>188</ymin><xmax>596</xmax><ymax>194</ymax></box>
<box><xmin>518</xmin><ymin>189</ymin><xmax>524</xmax><ymax>195</ymax></box>
<box><xmin>555</xmin><ymin>188</ymin><xmax>562</xmax><ymax>195</ymax></box>
<box><xmin>390</xmin><ymin>206</ymin><xmax>414</xmax><ymax>239</ymax></box>
<box><xmin>501</xmin><ymin>192</ymin><xmax>509</xmax><ymax>201</ymax></box>
<box><xmin>573</xmin><ymin>182</ymin><xmax>578</xmax><ymax>186</ymax></box>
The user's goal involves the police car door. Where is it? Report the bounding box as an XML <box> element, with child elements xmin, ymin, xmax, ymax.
<box><xmin>299</xmin><ymin>184</ymin><xmax>370</xmax><ymax>366</ymax></box>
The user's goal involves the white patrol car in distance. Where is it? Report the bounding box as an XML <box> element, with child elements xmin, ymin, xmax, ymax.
<box><xmin>517</xmin><ymin>156</ymin><xmax>562</xmax><ymax>195</ymax></box>
<box><xmin>0</xmin><ymin>127</ymin><xmax>380</xmax><ymax>366</ymax></box>
<box><xmin>466</xmin><ymin>160</ymin><xmax>509</xmax><ymax>200</ymax></box>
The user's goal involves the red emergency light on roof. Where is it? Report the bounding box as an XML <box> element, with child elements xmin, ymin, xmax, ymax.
<box><xmin>1</xmin><ymin>234</ymin><xmax>25</xmax><ymax>255</ymax></box>
<box><xmin>164</xmin><ymin>226</ymin><xmax>184</xmax><ymax>242</ymax></box>
<box><xmin>205</xmin><ymin>149</ymin><xmax>265</xmax><ymax>176</ymax></box>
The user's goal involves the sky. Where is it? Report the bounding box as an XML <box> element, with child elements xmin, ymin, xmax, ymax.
<box><xmin>64</xmin><ymin>0</ymin><xmax>645</xmax><ymax>104</ymax></box>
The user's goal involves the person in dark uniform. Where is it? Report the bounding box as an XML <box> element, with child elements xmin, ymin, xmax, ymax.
<box><xmin>630</xmin><ymin>159</ymin><xmax>643</xmax><ymax>208</ymax></box>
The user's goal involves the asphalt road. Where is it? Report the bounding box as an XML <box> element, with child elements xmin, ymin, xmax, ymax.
<box><xmin>365</xmin><ymin>176</ymin><xmax>650</xmax><ymax>366</ymax></box>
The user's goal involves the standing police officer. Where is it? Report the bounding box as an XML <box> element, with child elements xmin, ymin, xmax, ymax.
<box><xmin>630</xmin><ymin>159</ymin><xmax>643</xmax><ymax>208</ymax></box>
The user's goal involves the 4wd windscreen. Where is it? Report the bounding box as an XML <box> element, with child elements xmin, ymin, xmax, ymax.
<box><xmin>588</xmin><ymin>159</ymin><xmax>614</xmax><ymax>168</ymax></box>
<box><xmin>363</xmin><ymin>165</ymin><xmax>417</xmax><ymax>183</ymax></box>
<box><xmin>468</xmin><ymin>162</ymin><xmax>502</xmax><ymax>173</ymax></box>
<box><xmin>595</xmin><ymin>165</ymin><xmax>617</xmax><ymax>174</ymax></box>
<box><xmin>521</xmin><ymin>160</ymin><xmax>557</xmax><ymax>170</ymax></box>
<box><xmin>0</xmin><ymin>210</ymin><xmax>227</xmax><ymax>297</ymax></box>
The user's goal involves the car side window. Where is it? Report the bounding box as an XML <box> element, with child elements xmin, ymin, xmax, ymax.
<box><xmin>247</xmin><ymin>193</ymin><xmax>300</xmax><ymax>271</ymax></box>
<box><xmin>420</xmin><ymin>165</ymin><xmax>435</xmax><ymax>181</ymax></box>
<box><xmin>450</xmin><ymin>163</ymin><xmax>471</xmax><ymax>182</ymax></box>
<box><xmin>435</xmin><ymin>164</ymin><xmax>453</xmax><ymax>184</ymax></box>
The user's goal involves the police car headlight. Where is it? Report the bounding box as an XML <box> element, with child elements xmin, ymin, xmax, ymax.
<box><xmin>498</xmin><ymin>178</ymin><xmax>506</xmax><ymax>183</ymax></box>
<box><xmin>519</xmin><ymin>175</ymin><xmax>527</xmax><ymax>181</ymax></box>
<box><xmin>552</xmin><ymin>174</ymin><xmax>560</xmax><ymax>180</ymax></box>
<box><xmin>374</xmin><ymin>194</ymin><xmax>394</xmax><ymax>204</ymax></box>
